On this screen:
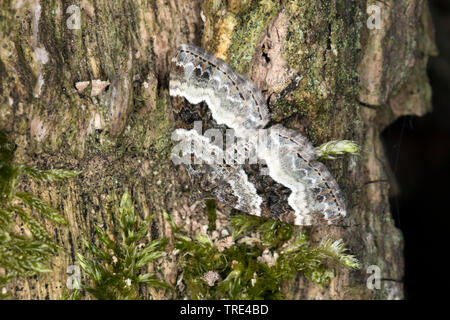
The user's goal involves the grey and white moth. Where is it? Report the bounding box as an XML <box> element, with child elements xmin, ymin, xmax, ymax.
<box><xmin>169</xmin><ymin>44</ymin><xmax>346</xmax><ymax>226</ymax></box>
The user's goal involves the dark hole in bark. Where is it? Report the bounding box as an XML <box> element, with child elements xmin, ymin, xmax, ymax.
<box><xmin>381</xmin><ymin>0</ymin><xmax>450</xmax><ymax>299</ymax></box>
<box><xmin>261</xmin><ymin>44</ymin><xmax>270</xmax><ymax>64</ymax></box>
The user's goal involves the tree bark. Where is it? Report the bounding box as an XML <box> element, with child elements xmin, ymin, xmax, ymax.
<box><xmin>0</xmin><ymin>0</ymin><xmax>436</xmax><ymax>299</ymax></box>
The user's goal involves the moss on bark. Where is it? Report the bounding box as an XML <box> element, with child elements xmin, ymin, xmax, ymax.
<box><xmin>0</xmin><ymin>0</ymin><xmax>436</xmax><ymax>300</ymax></box>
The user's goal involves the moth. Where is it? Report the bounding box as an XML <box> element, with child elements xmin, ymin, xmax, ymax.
<box><xmin>169</xmin><ymin>44</ymin><xmax>346</xmax><ymax>226</ymax></box>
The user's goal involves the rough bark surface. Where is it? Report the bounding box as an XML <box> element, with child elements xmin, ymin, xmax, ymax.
<box><xmin>0</xmin><ymin>0</ymin><xmax>436</xmax><ymax>299</ymax></box>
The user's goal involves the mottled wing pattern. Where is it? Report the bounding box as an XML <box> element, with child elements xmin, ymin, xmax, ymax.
<box><xmin>169</xmin><ymin>44</ymin><xmax>270</xmax><ymax>134</ymax></box>
<box><xmin>169</xmin><ymin>44</ymin><xmax>346</xmax><ymax>226</ymax></box>
<box><xmin>171</xmin><ymin>128</ymin><xmax>263</xmax><ymax>216</ymax></box>
<box><xmin>260</xmin><ymin>125</ymin><xmax>346</xmax><ymax>225</ymax></box>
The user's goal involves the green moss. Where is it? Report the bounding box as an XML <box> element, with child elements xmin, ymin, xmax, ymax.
<box><xmin>13</xmin><ymin>35</ymin><xmax>37</xmax><ymax>94</ymax></box>
<box><xmin>0</xmin><ymin>131</ymin><xmax>80</xmax><ymax>298</ymax></box>
<box><xmin>66</xmin><ymin>191</ymin><xmax>169</xmax><ymax>300</ymax></box>
<box><xmin>174</xmin><ymin>212</ymin><xmax>359</xmax><ymax>299</ymax></box>
<box><xmin>228</xmin><ymin>0</ymin><xmax>280</xmax><ymax>73</ymax></box>
<box><xmin>271</xmin><ymin>0</ymin><xmax>362</xmax><ymax>144</ymax></box>
<box><xmin>149</xmin><ymin>92</ymin><xmax>174</xmax><ymax>156</ymax></box>
<box><xmin>231</xmin><ymin>213</ymin><xmax>293</xmax><ymax>248</ymax></box>
<box><xmin>128</xmin><ymin>89</ymin><xmax>174</xmax><ymax>159</ymax></box>
<box><xmin>87</xmin><ymin>127</ymin><xmax>117</xmax><ymax>155</ymax></box>
<box><xmin>0</xmin><ymin>1</ymin><xmax>15</xmax><ymax>35</ymax></box>
<box><xmin>205</xmin><ymin>198</ymin><xmax>217</xmax><ymax>231</ymax></box>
